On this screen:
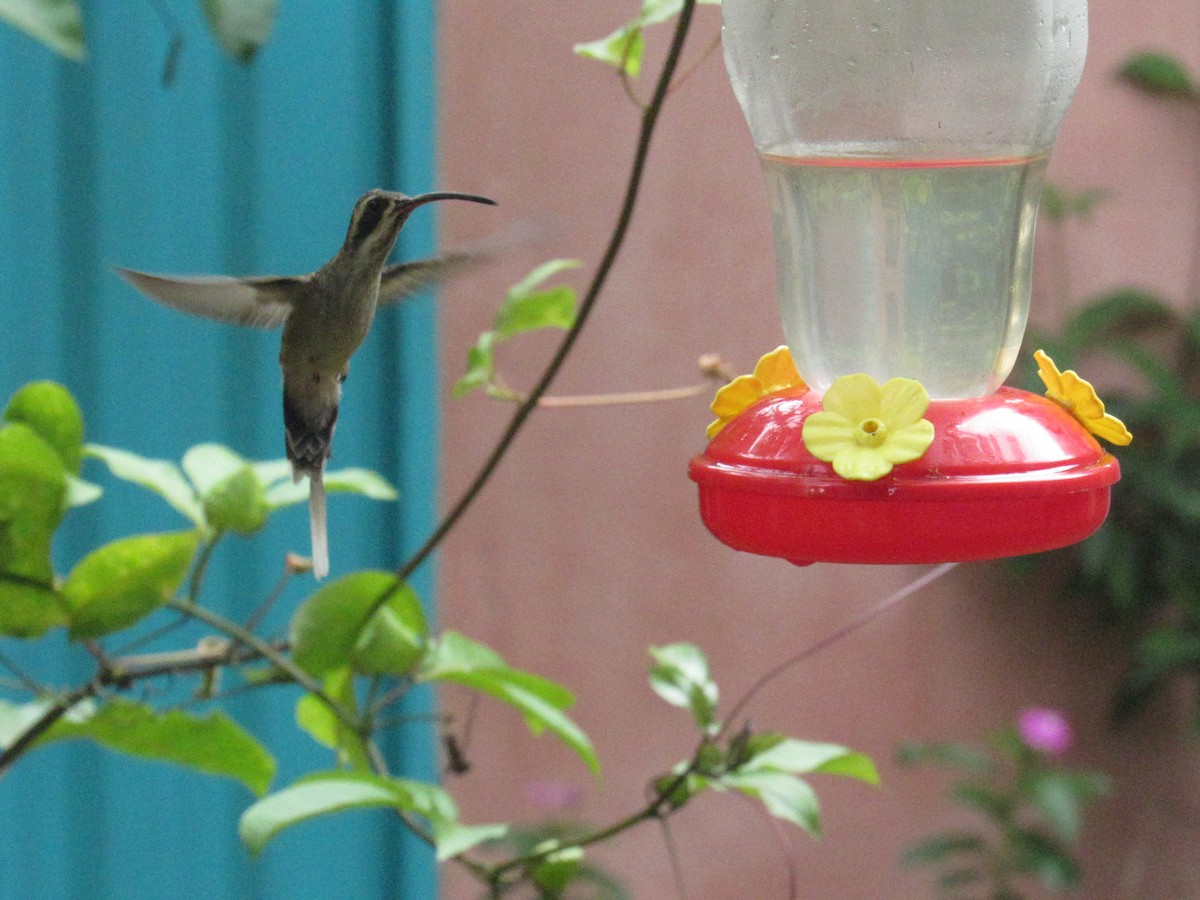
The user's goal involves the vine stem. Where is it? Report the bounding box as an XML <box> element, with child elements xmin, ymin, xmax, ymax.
<box><xmin>718</xmin><ymin>562</ymin><xmax>959</xmax><ymax>740</ymax></box>
<box><xmin>368</xmin><ymin>0</ymin><xmax>701</xmax><ymax>618</ymax></box>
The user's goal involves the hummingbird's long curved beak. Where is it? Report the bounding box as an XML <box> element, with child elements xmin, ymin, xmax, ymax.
<box><xmin>398</xmin><ymin>191</ymin><xmax>497</xmax><ymax>211</ymax></box>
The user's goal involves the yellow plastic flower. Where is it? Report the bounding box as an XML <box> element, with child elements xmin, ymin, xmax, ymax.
<box><xmin>1034</xmin><ymin>349</ymin><xmax>1133</xmax><ymax>446</ymax></box>
<box><xmin>706</xmin><ymin>346</ymin><xmax>807</xmax><ymax>438</ymax></box>
<box><xmin>801</xmin><ymin>374</ymin><xmax>936</xmax><ymax>481</ymax></box>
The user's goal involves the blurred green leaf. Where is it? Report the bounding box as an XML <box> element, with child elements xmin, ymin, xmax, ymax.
<box><xmin>648</xmin><ymin>642</ymin><xmax>719</xmax><ymax>735</ymax></box>
<box><xmin>182</xmin><ymin>443</ymin><xmax>246</xmax><ymax>497</ymax></box>
<box><xmin>1040</xmin><ymin>183</ymin><xmax>1109</xmax><ymax>224</ymax></box>
<box><xmin>0</xmin><ymin>698</ymin><xmax>93</xmax><ymax>750</ymax></box>
<box><xmin>1010</xmin><ymin>828</ymin><xmax>1081</xmax><ymax>889</ymax></box>
<box><xmin>263</xmin><ymin>466</ymin><xmax>398</xmax><ymax>509</ymax></box>
<box><xmin>742</xmin><ymin>737</ymin><xmax>879</xmax><ymax>785</ymax></box>
<box><xmin>43</xmin><ymin>698</ymin><xmax>274</xmax><ymax>794</ymax></box>
<box><xmin>0</xmin><ymin>0</ymin><xmax>85</xmax><ymax>60</ymax></box>
<box><xmin>720</xmin><ymin>771</ymin><xmax>823</xmax><ymax>837</ymax></box>
<box><xmin>62</xmin><ymin>530</ymin><xmax>199</xmax><ymax>639</ymax></box>
<box><xmin>494</xmin><ymin>286</ymin><xmax>577</xmax><ymax>340</ymax></box>
<box><xmin>452</xmin><ymin>331</ymin><xmax>497</xmax><ymax>398</ymax></box>
<box><xmin>901</xmin><ymin>832</ymin><xmax>988</xmax><ymax>866</ymax></box>
<box><xmin>240</xmin><ymin>771</ymin><xmax>503</xmax><ymax>860</ymax></box>
<box><xmin>87</xmin><ymin>444</ymin><xmax>205</xmax><ymax>527</ymax></box>
<box><xmin>201</xmin><ymin>0</ymin><xmax>276</xmax><ymax>63</ymax></box>
<box><xmin>530</xmin><ymin>843</ymin><xmax>584</xmax><ymax>896</ymax></box>
<box><xmin>0</xmin><ymin>422</ymin><xmax>67</xmax><ymax>636</ymax></box>
<box><xmin>421</xmin><ymin>631</ymin><xmax>598</xmax><ymax>775</ymax></box>
<box><xmin>3</xmin><ymin>380</ymin><xmax>85</xmax><ymax>473</ymax></box>
<box><xmin>574</xmin><ymin>0</ymin><xmax>720</xmax><ymax>76</ymax></box>
<box><xmin>1026</xmin><ymin>770</ymin><xmax>1110</xmax><ymax>843</ymax></box>
<box><xmin>1061</xmin><ymin>289</ymin><xmax>1175</xmax><ymax>352</ymax></box>
<box><xmin>290</xmin><ymin>571</ymin><xmax>426</xmax><ymax>677</ymax></box>
<box><xmin>1118</xmin><ymin>51</ymin><xmax>1197</xmax><ymax>98</ymax></box>
<box><xmin>294</xmin><ymin>668</ymin><xmax>371</xmax><ymax>772</ymax></box>
<box><xmin>951</xmin><ymin>782</ymin><xmax>1011</xmax><ymax>823</ymax></box>
<box><xmin>205</xmin><ymin>466</ymin><xmax>269</xmax><ymax>534</ymax></box>
<box><xmin>896</xmin><ymin>740</ymin><xmax>991</xmax><ymax>774</ymax></box>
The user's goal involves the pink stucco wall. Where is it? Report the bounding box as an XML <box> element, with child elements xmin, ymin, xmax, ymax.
<box><xmin>436</xmin><ymin>3</ymin><xmax>1200</xmax><ymax>897</ymax></box>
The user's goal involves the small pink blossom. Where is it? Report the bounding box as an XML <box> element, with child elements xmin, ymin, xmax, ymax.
<box><xmin>1017</xmin><ymin>707</ymin><xmax>1073</xmax><ymax>756</ymax></box>
<box><xmin>524</xmin><ymin>780</ymin><xmax>583</xmax><ymax>812</ymax></box>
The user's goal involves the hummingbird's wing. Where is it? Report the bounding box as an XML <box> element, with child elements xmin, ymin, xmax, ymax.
<box><xmin>114</xmin><ymin>268</ymin><xmax>302</xmax><ymax>329</ymax></box>
<box><xmin>377</xmin><ymin>253</ymin><xmax>475</xmax><ymax>307</ymax></box>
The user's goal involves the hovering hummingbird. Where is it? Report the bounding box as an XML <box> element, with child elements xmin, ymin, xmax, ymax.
<box><xmin>116</xmin><ymin>188</ymin><xmax>497</xmax><ymax>579</ymax></box>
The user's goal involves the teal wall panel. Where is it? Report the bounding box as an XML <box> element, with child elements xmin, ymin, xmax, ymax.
<box><xmin>1</xmin><ymin>3</ymin><xmax>443</xmax><ymax>897</ymax></box>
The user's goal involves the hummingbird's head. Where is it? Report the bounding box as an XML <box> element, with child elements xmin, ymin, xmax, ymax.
<box><xmin>345</xmin><ymin>189</ymin><xmax>497</xmax><ymax>263</ymax></box>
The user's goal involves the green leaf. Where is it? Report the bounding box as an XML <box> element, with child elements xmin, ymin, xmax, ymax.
<box><xmin>1118</xmin><ymin>51</ymin><xmax>1197</xmax><ymax>97</ymax></box>
<box><xmin>351</xmin><ymin>593</ymin><xmax>427</xmax><ymax>676</ymax></box>
<box><xmin>3</xmin><ymin>380</ymin><xmax>85</xmax><ymax>473</ymax></box>
<box><xmin>241</xmin><ymin>771</ymin><xmax>411</xmax><ymax>855</ymax></box>
<box><xmin>86</xmin><ymin>444</ymin><xmax>205</xmax><ymax>527</ymax></box>
<box><xmin>0</xmin><ymin>0</ymin><xmax>85</xmax><ymax>60</ymax></box>
<box><xmin>182</xmin><ymin>442</ymin><xmax>269</xmax><ymax>534</ymax></box>
<box><xmin>573</xmin><ymin>0</ymin><xmax>719</xmax><ymax>76</ymax></box>
<box><xmin>950</xmin><ymin>782</ymin><xmax>1012</xmax><ymax>823</ymax></box>
<box><xmin>294</xmin><ymin>668</ymin><xmax>371</xmax><ymax>772</ymax></box>
<box><xmin>64</xmin><ymin>474</ymin><xmax>102</xmax><ymax>508</ymax></box>
<box><xmin>1039</xmin><ymin>183</ymin><xmax>1109</xmax><ymax>224</ymax></box>
<box><xmin>290</xmin><ymin>571</ymin><xmax>426</xmax><ymax>677</ymax></box>
<box><xmin>62</xmin><ymin>530</ymin><xmax>199</xmax><ymax>638</ymax></box>
<box><xmin>0</xmin><ymin>580</ymin><xmax>65</xmax><ymax>638</ymax></box>
<box><xmin>453</xmin><ymin>330</ymin><xmax>497</xmax><ymax>398</ymax></box>
<box><xmin>895</xmin><ymin>740</ymin><xmax>991</xmax><ymax>774</ymax></box>
<box><xmin>0</xmin><ymin>422</ymin><xmax>68</xmax><ymax>636</ymax></box>
<box><xmin>263</xmin><ymin>466</ymin><xmax>398</xmax><ymax>509</ymax></box>
<box><xmin>201</xmin><ymin>0</ymin><xmax>276</xmax><ymax>63</ymax></box>
<box><xmin>531</xmin><ymin>843</ymin><xmax>585</xmax><ymax>896</ymax></box>
<box><xmin>575</xmin><ymin>25</ymin><xmax>646</xmax><ymax>76</ymax></box>
<box><xmin>240</xmin><ymin>771</ymin><xmax>501</xmax><ymax>859</ymax></box>
<box><xmin>435</xmin><ymin>821</ymin><xmax>510</xmax><ymax>861</ymax></box>
<box><xmin>720</xmin><ymin>771</ymin><xmax>823</xmax><ymax>837</ymax></box>
<box><xmin>648</xmin><ymin>643</ymin><xmax>719</xmax><ymax>735</ymax></box>
<box><xmin>204</xmin><ymin>467</ymin><xmax>268</xmax><ymax>534</ymax></box>
<box><xmin>1009</xmin><ymin>828</ymin><xmax>1081</xmax><ymax>889</ymax></box>
<box><xmin>494</xmin><ymin>286</ymin><xmax>577</xmax><ymax>340</ymax></box>
<box><xmin>1061</xmin><ymin>288</ymin><xmax>1175</xmax><ymax>352</ymax></box>
<box><xmin>742</xmin><ymin>737</ymin><xmax>880</xmax><ymax>785</ymax></box>
<box><xmin>421</xmin><ymin>631</ymin><xmax>598</xmax><ymax>774</ymax></box>
<box><xmin>42</xmin><ymin>698</ymin><xmax>274</xmax><ymax>794</ymax></box>
<box><xmin>0</xmin><ymin>698</ymin><xmax>94</xmax><ymax>749</ymax></box>
<box><xmin>900</xmin><ymin>832</ymin><xmax>988</xmax><ymax>866</ymax></box>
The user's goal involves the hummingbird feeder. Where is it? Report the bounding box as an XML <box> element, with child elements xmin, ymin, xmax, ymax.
<box><xmin>690</xmin><ymin>0</ymin><xmax>1132</xmax><ymax>566</ymax></box>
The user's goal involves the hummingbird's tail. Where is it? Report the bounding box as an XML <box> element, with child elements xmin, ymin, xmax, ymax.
<box><xmin>309</xmin><ymin>469</ymin><xmax>329</xmax><ymax>580</ymax></box>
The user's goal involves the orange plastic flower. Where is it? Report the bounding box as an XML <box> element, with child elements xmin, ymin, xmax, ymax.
<box><xmin>801</xmin><ymin>374</ymin><xmax>936</xmax><ymax>481</ymax></box>
<box><xmin>706</xmin><ymin>346</ymin><xmax>806</xmax><ymax>439</ymax></box>
<box><xmin>1034</xmin><ymin>350</ymin><xmax>1132</xmax><ymax>446</ymax></box>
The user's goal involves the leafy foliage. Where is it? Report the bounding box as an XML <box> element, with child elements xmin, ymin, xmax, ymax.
<box><xmin>0</xmin><ymin>0</ymin><xmax>275</xmax><ymax>65</ymax></box>
<box><xmin>899</xmin><ymin>723</ymin><xmax>1109</xmax><ymax>897</ymax></box>
<box><xmin>454</xmin><ymin>259</ymin><xmax>581</xmax><ymax>399</ymax></box>
<box><xmin>574</xmin><ymin>0</ymin><xmax>721</xmax><ymax>77</ymax></box>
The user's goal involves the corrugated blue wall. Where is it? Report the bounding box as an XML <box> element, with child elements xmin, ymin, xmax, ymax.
<box><xmin>0</xmin><ymin>3</ymin><xmax>443</xmax><ymax>897</ymax></box>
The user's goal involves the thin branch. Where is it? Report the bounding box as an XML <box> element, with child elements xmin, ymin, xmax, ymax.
<box><xmin>718</xmin><ymin>563</ymin><xmax>959</xmax><ymax>740</ymax></box>
<box><xmin>371</xmin><ymin>0</ymin><xmax>700</xmax><ymax>623</ymax></box>
<box><xmin>166</xmin><ymin>598</ymin><xmax>360</xmax><ymax>733</ymax></box>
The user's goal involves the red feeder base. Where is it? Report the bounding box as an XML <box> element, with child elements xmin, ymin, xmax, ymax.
<box><xmin>688</xmin><ymin>387</ymin><xmax>1119</xmax><ymax>566</ymax></box>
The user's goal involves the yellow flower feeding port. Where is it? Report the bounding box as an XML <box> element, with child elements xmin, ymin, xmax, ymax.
<box><xmin>690</xmin><ymin>1</ymin><xmax>1131</xmax><ymax>566</ymax></box>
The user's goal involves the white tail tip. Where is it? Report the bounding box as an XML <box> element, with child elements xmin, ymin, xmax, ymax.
<box><xmin>309</xmin><ymin>470</ymin><xmax>329</xmax><ymax>580</ymax></box>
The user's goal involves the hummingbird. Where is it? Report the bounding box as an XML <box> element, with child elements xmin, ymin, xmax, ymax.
<box><xmin>116</xmin><ymin>188</ymin><xmax>497</xmax><ymax>579</ymax></box>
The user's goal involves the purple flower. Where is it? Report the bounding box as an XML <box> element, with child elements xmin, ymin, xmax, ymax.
<box><xmin>524</xmin><ymin>780</ymin><xmax>583</xmax><ymax>812</ymax></box>
<box><xmin>1017</xmin><ymin>707</ymin><xmax>1073</xmax><ymax>756</ymax></box>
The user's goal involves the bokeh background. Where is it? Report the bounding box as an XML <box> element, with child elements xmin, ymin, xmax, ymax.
<box><xmin>435</xmin><ymin>1</ymin><xmax>1200</xmax><ymax>897</ymax></box>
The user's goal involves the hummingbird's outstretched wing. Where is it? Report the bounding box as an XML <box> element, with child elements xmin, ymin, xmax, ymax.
<box><xmin>377</xmin><ymin>215</ymin><xmax>560</xmax><ymax>307</ymax></box>
<box><xmin>377</xmin><ymin>253</ymin><xmax>475</xmax><ymax>307</ymax></box>
<box><xmin>114</xmin><ymin>268</ymin><xmax>302</xmax><ymax>329</ymax></box>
